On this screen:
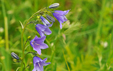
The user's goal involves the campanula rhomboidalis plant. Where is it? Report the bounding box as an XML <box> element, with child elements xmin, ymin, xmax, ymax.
<box><xmin>30</xmin><ymin>36</ymin><xmax>48</xmax><ymax>55</ymax></box>
<box><xmin>11</xmin><ymin>3</ymin><xmax>69</xmax><ymax>71</ymax></box>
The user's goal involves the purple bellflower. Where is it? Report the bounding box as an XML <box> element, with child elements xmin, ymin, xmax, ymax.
<box><xmin>36</xmin><ymin>16</ymin><xmax>53</xmax><ymax>37</ymax></box>
<box><xmin>32</xmin><ymin>56</ymin><xmax>50</xmax><ymax>71</ymax></box>
<box><xmin>40</xmin><ymin>16</ymin><xmax>53</xmax><ymax>26</ymax></box>
<box><xmin>53</xmin><ymin>10</ymin><xmax>69</xmax><ymax>29</ymax></box>
<box><xmin>36</xmin><ymin>24</ymin><xmax>52</xmax><ymax>37</ymax></box>
<box><xmin>30</xmin><ymin>36</ymin><xmax>48</xmax><ymax>55</ymax></box>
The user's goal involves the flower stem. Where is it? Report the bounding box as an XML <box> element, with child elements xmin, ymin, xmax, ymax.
<box><xmin>20</xmin><ymin>8</ymin><xmax>46</xmax><ymax>71</ymax></box>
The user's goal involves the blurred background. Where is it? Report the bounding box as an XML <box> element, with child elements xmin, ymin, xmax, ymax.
<box><xmin>0</xmin><ymin>0</ymin><xmax>113</xmax><ymax>71</ymax></box>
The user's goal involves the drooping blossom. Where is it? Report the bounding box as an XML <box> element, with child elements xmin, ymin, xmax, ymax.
<box><xmin>30</xmin><ymin>36</ymin><xmax>48</xmax><ymax>55</ymax></box>
<box><xmin>46</xmin><ymin>14</ymin><xmax>55</xmax><ymax>23</ymax></box>
<box><xmin>36</xmin><ymin>16</ymin><xmax>53</xmax><ymax>37</ymax></box>
<box><xmin>36</xmin><ymin>24</ymin><xmax>52</xmax><ymax>37</ymax></box>
<box><xmin>40</xmin><ymin>16</ymin><xmax>51</xmax><ymax>26</ymax></box>
<box><xmin>32</xmin><ymin>56</ymin><xmax>50</xmax><ymax>71</ymax></box>
<box><xmin>53</xmin><ymin>10</ymin><xmax>69</xmax><ymax>29</ymax></box>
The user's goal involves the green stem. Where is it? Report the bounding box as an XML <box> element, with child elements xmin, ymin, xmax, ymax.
<box><xmin>95</xmin><ymin>0</ymin><xmax>106</xmax><ymax>43</ymax></box>
<box><xmin>20</xmin><ymin>8</ymin><xmax>46</xmax><ymax>71</ymax></box>
<box><xmin>1</xmin><ymin>0</ymin><xmax>11</xmax><ymax>71</ymax></box>
<box><xmin>62</xmin><ymin>50</ymin><xmax>70</xmax><ymax>71</ymax></box>
<box><xmin>1</xmin><ymin>0</ymin><xmax>9</xmax><ymax>51</ymax></box>
<box><xmin>50</xmin><ymin>29</ymin><xmax>61</xmax><ymax>70</ymax></box>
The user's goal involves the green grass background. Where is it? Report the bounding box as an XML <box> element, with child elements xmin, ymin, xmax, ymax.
<box><xmin>0</xmin><ymin>0</ymin><xmax>113</xmax><ymax>71</ymax></box>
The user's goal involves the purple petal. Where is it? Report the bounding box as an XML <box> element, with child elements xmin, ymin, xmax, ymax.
<box><xmin>32</xmin><ymin>68</ymin><xmax>36</xmax><ymax>71</ymax></box>
<box><xmin>63</xmin><ymin>16</ymin><xmax>67</xmax><ymax>21</ymax></box>
<box><xmin>60</xmin><ymin>16</ymin><xmax>67</xmax><ymax>22</ymax></box>
<box><xmin>36</xmin><ymin>66</ymin><xmax>43</xmax><ymax>71</ymax></box>
<box><xmin>59</xmin><ymin>21</ymin><xmax>62</xmax><ymax>29</ymax></box>
<box><xmin>36</xmin><ymin>24</ymin><xmax>46</xmax><ymax>31</ymax></box>
<box><xmin>30</xmin><ymin>39</ymin><xmax>34</xmax><ymax>48</ymax></box>
<box><xmin>44</xmin><ymin>28</ymin><xmax>52</xmax><ymax>35</ymax></box>
<box><xmin>36</xmin><ymin>24</ymin><xmax>52</xmax><ymax>37</ymax></box>
<box><xmin>35</xmin><ymin>36</ymin><xmax>46</xmax><ymax>43</ymax></box>
<box><xmin>53</xmin><ymin>13</ymin><xmax>65</xmax><ymax>22</ymax></box>
<box><xmin>36</xmin><ymin>27</ymin><xmax>45</xmax><ymax>37</ymax></box>
<box><xmin>54</xmin><ymin>10</ymin><xmax>69</xmax><ymax>15</ymax></box>
<box><xmin>53</xmin><ymin>10</ymin><xmax>69</xmax><ymax>29</ymax></box>
<box><xmin>34</xmin><ymin>47</ymin><xmax>41</xmax><ymax>55</ymax></box>
<box><xmin>53</xmin><ymin>13</ymin><xmax>66</xmax><ymax>29</ymax></box>
<box><xmin>33</xmin><ymin>56</ymin><xmax>50</xmax><ymax>71</ymax></box>
<box><xmin>40</xmin><ymin>16</ymin><xmax>50</xmax><ymax>25</ymax></box>
<box><xmin>43</xmin><ymin>62</ymin><xmax>51</xmax><ymax>66</ymax></box>
<box><xmin>47</xmin><ymin>23</ymin><xmax>53</xmax><ymax>27</ymax></box>
<box><xmin>43</xmin><ymin>58</ymin><xmax>47</xmax><ymax>62</ymax></box>
<box><xmin>39</xmin><ymin>43</ymin><xmax>48</xmax><ymax>49</ymax></box>
<box><xmin>33</xmin><ymin>56</ymin><xmax>42</xmax><ymax>64</ymax></box>
<box><xmin>34</xmin><ymin>35</ymin><xmax>39</xmax><ymax>39</ymax></box>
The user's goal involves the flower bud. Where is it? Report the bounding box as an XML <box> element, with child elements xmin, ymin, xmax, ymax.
<box><xmin>46</xmin><ymin>14</ymin><xmax>55</xmax><ymax>23</ymax></box>
<box><xmin>11</xmin><ymin>52</ymin><xmax>19</xmax><ymax>60</ymax></box>
<box><xmin>49</xmin><ymin>3</ymin><xmax>59</xmax><ymax>9</ymax></box>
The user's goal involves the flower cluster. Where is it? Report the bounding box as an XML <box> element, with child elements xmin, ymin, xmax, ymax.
<box><xmin>30</xmin><ymin>3</ymin><xmax>69</xmax><ymax>71</ymax></box>
<box><xmin>11</xmin><ymin>3</ymin><xmax>69</xmax><ymax>71</ymax></box>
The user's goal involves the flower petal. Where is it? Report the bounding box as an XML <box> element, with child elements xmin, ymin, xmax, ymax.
<box><xmin>35</xmin><ymin>36</ymin><xmax>46</xmax><ymax>43</ymax></box>
<box><xmin>33</xmin><ymin>56</ymin><xmax>42</xmax><ymax>64</ymax></box>
<box><xmin>53</xmin><ymin>13</ymin><xmax>65</xmax><ymax>23</ymax></box>
<box><xmin>36</xmin><ymin>65</ymin><xmax>43</xmax><ymax>71</ymax></box>
<box><xmin>44</xmin><ymin>28</ymin><xmax>52</xmax><ymax>35</ymax></box>
<box><xmin>43</xmin><ymin>58</ymin><xmax>47</xmax><ymax>62</ymax></box>
<box><xmin>40</xmin><ymin>16</ymin><xmax>50</xmax><ymax>25</ymax></box>
<box><xmin>47</xmin><ymin>23</ymin><xmax>53</xmax><ymax>27</ymax></box>
<box><xmin>30</xmin><ymin>39</ymin><xmax>34</xmax><ymax>48</ymax></box>
<box><xmin>40</xmin><ymin>43</ymin><xmax>48</xmax><ymax>49</ymax></box>
<box><xmin>32</xmin><ymin>68</ymin><xmax>36</xmax><ymax>71</ymax></box>
<box><xmin>32</xmin><ymin>56</ymin><xmax>50</xmax><ymax>71</ymax></box>
<box><xmin>36</xmin><ymin>27</ymin><xmax>45</xmax><ymax>37</ymax></box>
<box><xmin>54</xmin><ymin>10</ymin><xmax>69</xmax><ymax>15</ymax></box>
<box><xmin>59</xmin><ymin>21</ymin><xmax>62</xmax><ymax>29</ymax></box>
<box><xmin>34</xmin><ymin>47</ymin><xmax>41</xmax><ymax>55</ymax></box>
<box><xmin>43</xmin><ymin>62</ymin><xmax>51</xmax><ymax>66</ymax></box>
<box><xmin>36</xmin><ymin>24</ymin><xmax>46</xmax><ymax>31</ymax></box>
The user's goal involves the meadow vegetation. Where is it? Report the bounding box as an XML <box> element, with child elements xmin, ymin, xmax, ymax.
<box><xmin>0</xmin><ymin>0</ymin><xmax>113</xmax><ymax>71</ymax></box>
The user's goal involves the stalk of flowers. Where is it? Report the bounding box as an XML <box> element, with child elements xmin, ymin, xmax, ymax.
<box><xmin>11</xmin><ymin>3</ymin><xmax>69</xmax><ymax>71</ymax></box>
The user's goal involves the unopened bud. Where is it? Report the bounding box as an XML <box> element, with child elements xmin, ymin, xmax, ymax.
<box><xmin>46</xmin><ymin>14</ymin><xmax>55</xmax><ymax>23</ymax></box>
<box><xmin>11</xmin><ymin>52</ymin><xmax>19</xmax><ymax>60</ymax></box>
<box><xmin>49</xmin><ymin>3</ymin><xmax>59</xmax><ymax>9</ymax></box>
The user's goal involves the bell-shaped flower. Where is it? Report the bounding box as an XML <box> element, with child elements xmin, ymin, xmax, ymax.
<box><xmin>40</xmin><ymin>16</ymin><xmax>52</xmax><ymax>26</ymax></box>
<box><xmin>32</xmin><ymin>56</ymin><xmax>50</xmax><ymax>71</ymax></box>
<box><xmin>36</xmin><ymin>24</ymin><xmax>52</xmax><ymax>37</ymax></box>
<box><xmin>46</xmin><ymin>14</ymin><xmax>55</xmax><ymax>23</ymax></box>
<box><xmin>53</xmin><ymin>10</ymin><xmax>69</xmax><ymax>29</ymax></box>
<box><xmin>30</xmin><ymin>36</ymin><xmax>48</xmax><ymax>55</ymax></box>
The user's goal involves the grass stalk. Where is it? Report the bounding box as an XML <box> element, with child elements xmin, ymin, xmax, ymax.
<box><xmin>95</xmin><ymin>0</ymin><xmax>106</xmax><ymax>43</ymax></box>
<box><xmin>1</xmin><ymin>0</ymin><xmax>9</xmax><ymax>51</ymax></box>
<box><xmin>34</xmin><ymin>0</ymin><xmax>38</xmax><ymax>12</ymax></box>
<box><xmin>1</xmin><ymin>0</ymin><xmax>11</xmax><ymax>71</ymax></box>
<box><xmin>62</xmin><ymin>50</ymin><xmax>70</xmax><ymax>71</ymax></box>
